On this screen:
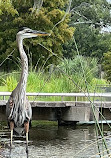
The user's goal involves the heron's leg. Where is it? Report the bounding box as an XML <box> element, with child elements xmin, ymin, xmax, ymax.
<box><xmin>10</xmin><ymin>121</ymin><xmax>14</xmax><ymax>148</ymax></box>
<box><xmin>24</xmin><ymin>121</ymin><xmax>29</xmax><ymax>154</ymax></box>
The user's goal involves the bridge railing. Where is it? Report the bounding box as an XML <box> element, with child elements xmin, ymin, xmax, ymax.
<box><xmin>0</xmin><ymin>92</ymin><xmax>111</xmax><ymax>101</ymax></box>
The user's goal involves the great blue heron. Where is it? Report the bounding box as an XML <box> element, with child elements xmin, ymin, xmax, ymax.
<box><xmin>6</xmin><ymin>27</ymin><xmax>49</xmax><ymax>154</ymax></box>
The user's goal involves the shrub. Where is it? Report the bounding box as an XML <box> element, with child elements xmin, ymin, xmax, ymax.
<box><xmin>58</xmin><ymin>56</ymin><xmax>98</xmax><ymax>83</ymax></box>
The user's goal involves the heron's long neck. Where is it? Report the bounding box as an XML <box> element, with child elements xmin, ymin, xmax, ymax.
<box><xmin>17</xmin><ymin>38</ymin><xmax>28</xmax><ymax>93</ymax></box>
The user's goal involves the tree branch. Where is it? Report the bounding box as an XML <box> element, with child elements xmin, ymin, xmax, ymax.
<box><xmin>51</xmin><ymin>0</ymin><xmax>72</xmax><ymax>32</ymax></box>
<box><xmin>32</xmin><ymin>0</ymin><xmax>43</xmax><ymax>13</ymax></box>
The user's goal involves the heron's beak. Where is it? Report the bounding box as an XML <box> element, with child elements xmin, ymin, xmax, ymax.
<box><xmin>32</xmin><ymin>30</ymin><xmax>50</xmax><ymax>37</ymax></box>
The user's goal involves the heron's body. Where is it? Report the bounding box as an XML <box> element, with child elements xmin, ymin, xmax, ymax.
<box><xmin>6</xmin><ymin>34</ymin><xmax>32</xmax><ymax>134</ymax></box>
<box><xmin>6</xmin><ymin>27</ymin><xmax>49</xmax><ymax>154</ymax></box>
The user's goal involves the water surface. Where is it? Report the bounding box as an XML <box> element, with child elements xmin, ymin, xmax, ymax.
<box><xmin>0</xmin><ymin>123</ymin><xmax>111</xmax><ymax>158</ymax></box>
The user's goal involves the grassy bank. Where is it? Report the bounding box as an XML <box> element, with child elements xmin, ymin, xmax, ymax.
<box><xmin>31</xmin><ymin>120</ymin><xmax>58</xmax><ymax>128</ymax></box>
<box><xmin>0</xmin><ymin>71</ymin><xmax>108</xmax><ymax>99</ymax></box>
<box><xmin>0</xmin><ymin>56</ymin><xmax>109</xmax><ymax>100</ymax></box>
<box><xmin>0</xmin><ymin>71</ymin><xmax>108</xmax><ymax>92</ymax></box>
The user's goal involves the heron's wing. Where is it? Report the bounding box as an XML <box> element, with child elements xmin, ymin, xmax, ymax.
<box><xmin>6</xmin><ymin>95</ymin><xmax>14</xmax><ymax>119</ymax></box>
<box><xmin>25</xmin><ymin>98</ymin><xmax>32</xmax><ymax>121</ymax></box>
<box><xmin>32</xmin><ymin>0</ymin><xmax>43</xmax><ymax>13</ymax></box>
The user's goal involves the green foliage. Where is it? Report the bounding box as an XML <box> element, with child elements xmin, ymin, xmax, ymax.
<box><xmin>70</xmin><ymin>0</ymin><xmax>111</xmax><ymax>26</ymax></box>
<box><xmin>0</xmin><ymin>0</ymin><xmax>17</xmax><ymax>17</ymax></box>
<box><xmin>27</xmin><ymin>71</ymin><xmax>45</xmax><ymax>92</ymax></box>
<box><xmin>89</xmin><ymin>77</ymin><xmax>109</xmax><ymax>92</ymax></box>
<box><xmin>63</xmin><ymin>0</ymin><xmax>111</xmax><ymax>60</ymax></box>
<box><xmin>31</xmin><ymin>120</ymin><xmax>57</xmax><ymax>128</ymax></box>
<box><xmin>63</xmin><ymin>26</ymin><xmax>111</xmax><ymax>60</ymax></box>
<box><xmin>0</xmin><ymin>0</ymin><xmax>74</xmax><ymax>71</ymax></box>
<box><xmin>3</xmin><ymin>75</ymin><xmax>17</xmax><ymax>92</ymax></box>
<box><xmin>0</xmin><ymin>58</ymin><xmax>104</xmax><ymax>96</ymax></box>
<box><xmin>58</xmin><ymin>56</ymin><xmax>98</xmax><ymax>83</ymax></box>
<box><xmin>103</xmin><ymin>51</ymin><xmax>111</xmax><ymax>81</ymax></box>
<box><xmin>90</xmin><ymin>78</ymin><xmax>109</xmax><ymax>86</ymax></box>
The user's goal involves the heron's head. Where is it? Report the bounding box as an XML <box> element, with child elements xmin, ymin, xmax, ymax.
<box><xmin>17</xmin><ymin>27</ymin><xmax>49</xmax><ymax>40</ymax></box>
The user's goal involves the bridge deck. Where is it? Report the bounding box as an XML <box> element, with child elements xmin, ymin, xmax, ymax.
<box><xmin>0</xmin><ymin>92</ymin><xmax>111</xmax><ymax>108</ymax></box>
<box><xmin>0</xmin><ymin>100</ymin><xmax>111</xmax><ymax>108</ymax></box>
<box><xmin>0</xmin><ymin>92</ymin><xmax>111</xmax><ymax>122</ymax></box>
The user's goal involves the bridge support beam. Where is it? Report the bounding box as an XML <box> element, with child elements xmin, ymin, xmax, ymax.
<box><xmin>61</xmin><ymin>107</ymin><xmax>91</xmax><ymax>122</ymax></box>
<box><xmin>0</xmin><ymin>105</ymin><xmax>109</xmax><ymax>125</ymax></box>
<box><xmin>0</xmin><ymin>106</ymin><xmax>6</xmax><ymax>121</ymax></box>
<box><xmin>61</xmin><ymin>107</ymin><xmax>99</xmax><ymax>123</ymax></box>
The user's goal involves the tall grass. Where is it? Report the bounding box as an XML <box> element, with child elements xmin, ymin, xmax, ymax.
<box><xmin>0</xmin><ymin>56</ymin><xmax>109</xmax><ymax>100</ymax></box>
<box><xmin>0</xmin><ymin>71</ymin><xmax>108</xmax><ymax>101</ymax></box>
<box><xmin>0</xmin><ymin>70</ymin><xmax>108</xmax><ymax>93</ymax></box>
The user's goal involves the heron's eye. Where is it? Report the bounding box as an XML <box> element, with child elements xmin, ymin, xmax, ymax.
<box><xmin>26</xmin><ymin>30</ymin><xmax>32</xmax><ymax>33</ymax></box>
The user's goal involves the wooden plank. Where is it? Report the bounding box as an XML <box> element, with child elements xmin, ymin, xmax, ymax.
<box><xmin>31</xmin><ymin>101</ymin><xmax>67</xmax><ymax>107</ymax></box>
<box><xmin>1</xmin><ymin>100</ymin><xmax>111</xmax><ymax>108</ymax></box>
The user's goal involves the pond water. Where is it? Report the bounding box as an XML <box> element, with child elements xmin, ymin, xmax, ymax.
<box><xmin>0</xmin><ymin>123</ymin><xmax>111</xmax><ymax>158</ymax></box>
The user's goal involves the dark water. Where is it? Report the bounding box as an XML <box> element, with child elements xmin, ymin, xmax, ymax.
<box><xmin>0</xmin><ymin>123</ymin><xmax>111</xmax><ymax>158</ymax></box>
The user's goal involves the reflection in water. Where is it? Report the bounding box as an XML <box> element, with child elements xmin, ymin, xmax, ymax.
<box><xmin>0</xmin><ymin>124</ymin><xmax>111</xmax><ymax>158</ymax></box>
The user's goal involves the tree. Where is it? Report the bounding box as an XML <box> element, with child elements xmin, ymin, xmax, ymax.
<box><xmin>70</xmin><ymin>0</ymin><xmax>111</xmax><ymax>27</ymax></box>
<box><xmin>103</xmin><ymin>52</ymin><xmax>111</xmax><ymax>81</ymax></box>
<box><xmin>63</xmin><ymin>26</ymin><xmax>111</xmax><ymax>60</ymax></box>
<box><xmin>0</xmin><ymin>0</ymin><xmax>74</xmax><ymax>71</ymax></box>
<box><xmin>62</xmin><ymin>0</ymin><xmax>111</xmax><ymax>61</ymax></box>
<box><xmin>0</xmin><ymin>0</ymin><xmax>17</xmax><ymax>17</ymax></box>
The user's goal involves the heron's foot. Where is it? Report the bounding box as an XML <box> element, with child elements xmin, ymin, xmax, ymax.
<box><xmin>26</xmin><ymin>146</ymin><xmax>28</xmax><ymax>154</ymax></box>
<box><xmin>10</xmin><ymin>143</ymin><xmax>15</xmax><ymax>149</ymax></box>
<box><xmin>26</xmin><ymin>145</ymin><xmax>29</xmax><ymax>158</ymax></box>
<box><xmin>25</xmin><ymin>132</ymin><xmax>29</xmax><ymax>154</ymax></box>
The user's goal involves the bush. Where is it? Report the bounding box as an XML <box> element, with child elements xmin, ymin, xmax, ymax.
<box><xmin>58</xmin><ymin>56</ymin><xmax>98</xmax><ymax>83</ymax></box>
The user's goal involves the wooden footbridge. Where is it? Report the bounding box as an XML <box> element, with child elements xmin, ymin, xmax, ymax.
<box><xmin>0</xmin><ymin>92</ymin><xmax>111</xmax><ymax>124</ymax></box>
